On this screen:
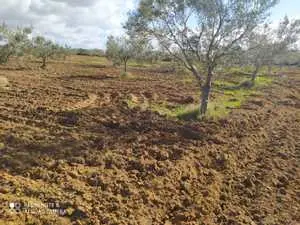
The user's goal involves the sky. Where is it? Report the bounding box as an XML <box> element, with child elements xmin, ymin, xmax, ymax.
<box><xmin>0</xmin><ymin>0</ymin><xmax>299</xmax><ymax>49</ymax></box>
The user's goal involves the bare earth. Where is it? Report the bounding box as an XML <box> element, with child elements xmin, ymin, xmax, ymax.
<box><xmin>0</xmin><ymin>57</ymin><xmax>299</xmax><ymax>225</ymax></box>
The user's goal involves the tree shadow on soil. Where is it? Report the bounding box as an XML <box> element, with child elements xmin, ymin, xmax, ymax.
<box><xmin>0</xmin><ymin>66</ymin><xmax>31</xmax><ymax>71</ymax></box>
<box><xmin>60</xmin><ymin>74</ymin><xmax>115</xmax><ymax>81</ymax></box>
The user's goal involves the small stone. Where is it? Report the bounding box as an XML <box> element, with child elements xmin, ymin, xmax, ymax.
<box><xmin>279</xmin><ymin>188</ymin><xmax>287</xmax><ymax>195</ymax></box>
<box><xmin>277</xmin><ymin>152</ymin><xmax>289</xmax><ymax>159</ymax></box>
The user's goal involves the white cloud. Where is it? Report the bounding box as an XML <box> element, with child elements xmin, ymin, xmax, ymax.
<box><xmin>0</xmin><ymin>0</ymin><xmax>137</xmax><ymax>49</ymax></box>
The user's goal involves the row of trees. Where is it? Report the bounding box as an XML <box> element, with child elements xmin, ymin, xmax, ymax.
<box><xmin>73</xmin><ymin>48</ymin><xmax>105</xmax><ymax>57</ymax></box>
<box><xmin>0</xmin><ymin>24</ymin><xmax>68</xmax><ymax>68</ymax></box>
<box><xmin>240</xmin><ymin>16</ymin><xmax>300</xmax><ymax>82</ymax></box>
<box><xmin>2</xmin><ymin>0</ymin><xmax>299</xmax><ymax>117</ymax></box>
<box><xmin>116</xmin><ymin>0</ymin><xmax>300</xmax><ymax>116</ymax></box>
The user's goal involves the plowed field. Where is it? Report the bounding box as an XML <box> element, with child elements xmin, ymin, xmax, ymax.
<box><xmin>0</xmin><ymin>56</ymin><xmax>299</xmax><ymax>225</ymax></box>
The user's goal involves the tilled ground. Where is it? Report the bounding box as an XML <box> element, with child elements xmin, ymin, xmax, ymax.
<box><xmin>0</xmin><ymin>58</ymin><xmax>299</xmax><ymax>225</ymax></box>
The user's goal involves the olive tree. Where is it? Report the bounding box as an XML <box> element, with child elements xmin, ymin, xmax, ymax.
<box><xmin>0</xmin><ymin>24</ymin><xmax>32</xmax><ymax>64</ymax></box>
<box><xmin>274</xmin><ymin>50</ymin><xmax>300</xmax><ymax>67</ymax></box>
<box><xmin>125</xmin><ymin>0</ymin><xmax>278</xmax><ymax>115</ymax></box>
<box><xmin>106</xmin><ymin>35</ymin><xmax>133</xmax><ymax>72</ymax></box>
<box><xmin>32</xmin><ymin>36</ymin><xmax>64</xmax><ymax>69</ymax></box>
<box><xmin>106</xmin><ymin>35</ymin><xmax>149</xmax><ymax>72</ymax></box>
<box><xmin>244</xmin><ymin>17</ymin><xmax>300</xmax><ymax>82</ymax></box>
<box><xmin>134</xmin><ymin>41</ymin><xmax>158</xmax><ymax>64</ymax></box>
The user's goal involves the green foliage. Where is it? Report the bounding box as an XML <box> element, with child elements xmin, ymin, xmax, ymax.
<box><xmin>106</xmin><ymin>35</ymin><xmax>155</xmax><ymax>74</ymax></box>
<box><xmin>106</xmin><ymin>35</ymin><xmax>133</xmax><ymax>68</ymax></box>
<box><xmin>126</xmin><ymin>0</ymin><xmax>279</xmax><ymax>73</ymax></box>
<box><xmin>0</xmin><ymin>24</ymin><xmax>32</xmax><ymax>63</ymax></box>
<box><xmin>76</xmin><ymin>48</ymin><xmax>105</xmax><ymax>57</ymax></box>
<box><xmin>251</xmin><ymin>76</ymin><xmax>273</xmax><ymax>86</ymax></box>
<box><xmin>125</xmin><ymin>0</ymin><xmax>279</xmax><ymax>115</ymax></box>
<box><xmin>176</xmin><ymin>105</ymin><xmax>199</xmax><ymax>121</ymax></box>
<box><xmin>240</xmin><ymin>16</ymin><xmax>300</xmax><ymax>80</ymax></box>
<box><xmin>274</xmin><ymin>50</ymin><xmax>300</xmax><ymax>66</ymax></box>
<box><xmin>32</xmin><ymin>36</ymin><xmax>67</xmax><ymax>68</ymax></box>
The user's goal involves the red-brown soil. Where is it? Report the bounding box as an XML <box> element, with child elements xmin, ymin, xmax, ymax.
<box><xmin>0</xmin><ymin>57</ymin><xmax>299</xmax><ymax>225</ymax></box>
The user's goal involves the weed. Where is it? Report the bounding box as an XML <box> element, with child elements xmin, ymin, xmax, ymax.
<box><xmin>254</xmin><ymin>76</ymin><xmax>273</xmax><ymax>86</ymax></box>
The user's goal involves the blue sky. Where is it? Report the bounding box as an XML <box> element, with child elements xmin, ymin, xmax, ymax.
<box><xmin>271</xmin><ymin>0</ymin><xmax>300</xmax><ymax>21</ymax></box>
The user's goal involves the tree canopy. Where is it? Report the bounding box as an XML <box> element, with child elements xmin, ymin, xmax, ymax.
<box><xmin>106</xmin><ymin>35</ymin><xmax>153</xmax><ymax>72</ymax></box>
<box><xmin>0</xmin><ymin>24</ymin><xmax>32</xmax><ymax>63</ymax></box>
<box><xmin>32</xmin><ymin>36</ymin><xmax>66</xmax><ymax>68</ymax></box>
<box><xmin>125</xmin><ymin>0</ymin><xmax>279</xmax><ymax>115</ymax></box>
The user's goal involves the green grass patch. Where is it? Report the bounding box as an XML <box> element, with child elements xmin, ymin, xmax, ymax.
<box><xmin>125</xmin><ymin>74</ymin><xmax>274</xmax><ymax>121</ymax></box>
<box><xmin>254</xmin><ymin>76</ymin><xmax>273</xmax><ymax>86</ymax></box>
<box><xmin>207</xmin><ymin>75</ymin><xmax>273</xmax><ymax>119</ymax></box>
<box><xmin>151</xmin><ymin>102</ymin><xmax>200</xmax><ymax>120</ymax></box>
<box><xmin>214</xmin><ymin>80</ymin><xmax>236</xmax><ymax>88</ymax></box>
<box><xmin>125</xmin><ymin>97</ymin><xmax>200</xmax><ymax>120</ymax></box>
<box><xmin>207</xmin><ymin>92</ymin><xmax>248</xmax><ymax>119</ymax></box>
<box><xmin>125</xmin><ymin>98</ymin><xmax>138</xmax><ymax>109</ymax></box>
<box><xmin>176</xmin><ymin>105</ymin><xmax>199</xmax><ymax>120</ymax></box>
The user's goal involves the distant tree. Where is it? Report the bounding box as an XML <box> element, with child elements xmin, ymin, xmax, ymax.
<box><xmin>0</xmin><ymin>24</ymin><xmax>32</xmax><ymax>64</ymax></box>
<box><xmin>91</xmin><ymin>49</ymin><xmax>105</xmax><ymax>57</ymax></box>
<box><xmin>274</xmin><ymin>50</ymin><xmax>300</xmax><ymax>66</ymax></box>
<box><xmin>76</xmin><ymin>48</ymin><xmax>105</xmax><ymax>57</ymax></box>
<box><xmin>106</xmin><ymin>35</ymin><xmax>139</xmax><ymax>73</ymax></box>
<box><xmin>125</xmin><ymin>0</ymin><xmax>279</xmax><ymax>116</ymax></box>
<box><xmin>61</xmin><ymin>44</ymin><xmax>72</xmax><ymax>60</ymax></box>
<box><xmin>32</xmin><ymin>36</ymin><xmax>64</xmax><ymax>69</ymax></box>
<box><xmin>244</xmin><ymin>17</ymin><xmax>300</xmax><ymax>82</ymax></box>
<box><xmin>106</xmin><ymin>35</ymin><xmax>123</xmax><ymax>66</ymax></box>
<box><xmin>134</xmin><ymin>41</ymin><xmax>155</xmax><ymax>64</ymax></box>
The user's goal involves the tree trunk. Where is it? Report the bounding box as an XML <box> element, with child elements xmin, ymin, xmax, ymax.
<box><xmin>251</xmin><ymin>65</ymin><xmax>260</xmax><ymax>82</ymax></box>
<box><xmin>124</xmin><ymin>59</ymin><xmax>127</xmax><ymax>73</ymax></box>
<box><xmin>267</xmin><ymin>64</ymin><xmax>272</xmax><ymax>75</ymax></box>
<box><xmin>4</xmin><ymin>54</ymin><xmax>10</xmax><ymax>63</ymax></box>
<box><xmin>199</xmin><ymin>68</ymin><xmax>213</xmax><ymax>116</ymax></box>
<box><xmin>4</xmin><ymin>51</ymin><xmax>12</xmax><ymax>63</ymax></box>
<box><xmin>41</xmin><ymin>57</ymin><xmax>47</xmax><ymax>69</ymax></box>
<box><xmin>191</xmin><ymin>65</ymin><xmax>202</xmax><ymax>86</ymax></box>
